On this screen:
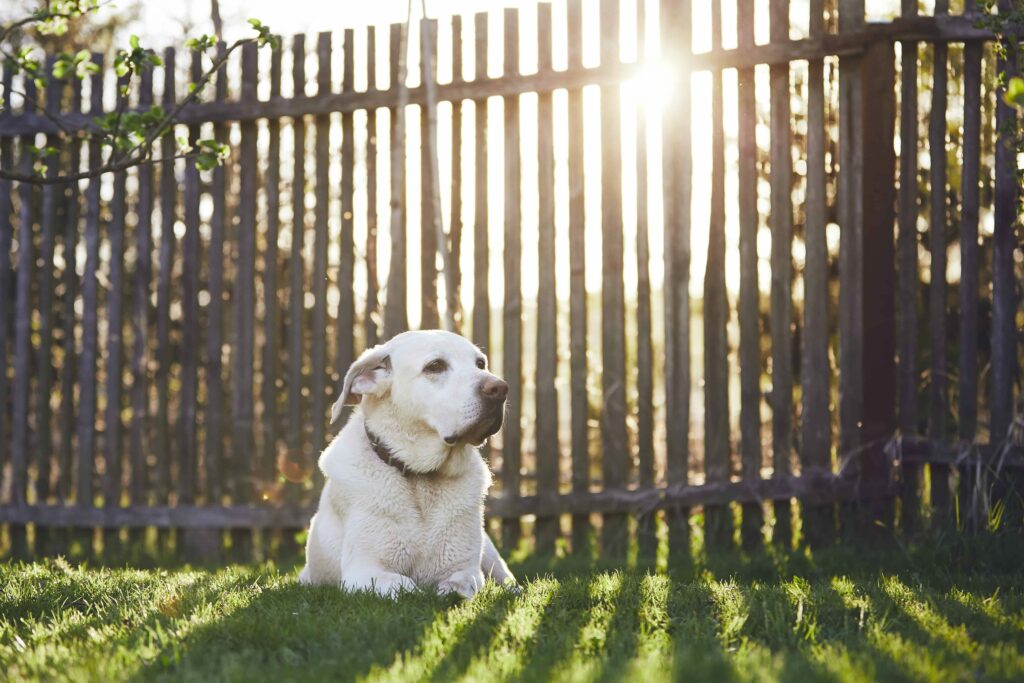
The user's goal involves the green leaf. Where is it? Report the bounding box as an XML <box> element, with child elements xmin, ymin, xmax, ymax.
<box><xmin>130</xmin><ymin>34</ymin><xmax>141</xmax><ymax>50</ymax></box>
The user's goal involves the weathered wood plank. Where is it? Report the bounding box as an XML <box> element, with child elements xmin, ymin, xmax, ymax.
<box><xmin>338</xmin><ymin>28</ymin><xmax>356</xmax><ymax>380</ymax></box>
<box><xmin>311</xmin><ymin>33</ymin><xmax>330</xmax><ymax>452</ymax></box>
<box><xmin>801</xmin><ymin>0</ymin><xmax>834</xmax><ymax>546</ymax></box>
<box><xmin>0</xmin><ymin>66</ymin><xmax>14</xmax><ymax>511</ymax></box>
<box><xmin>287</xmin><ymin>35</ymin><xmax>307</xmax><ymax>460</ymax></box>
<box><xmin>385</xmin><ymin>21</ymin><xmax>410</xmax><ymax>338</ymax></box>
<box><xmin>737</xmin><ymin>0</ymin><xmax>764</xmax><ymax>550</ymax></box>
<box><xmin>420</xmin><ymin>19</ymin><xmax>440</xmax><ymax>330</ymax></box>
<box><xmin>234</xmin><ymin>41</ymin><xmax>259</xmax><ymax>500</ymax></box>
<box><xmin>205</xmin><ymin>42</ymin><xmax>229</xmax><ymax>503</ymax></box>
<box><xmin>501</xmin><ymin>6</ymin><xmax>523</xmax><ymax>550</ymax></box>
<box><xmin>0</xmin><ymin>474</ymin><xmax>897</xmax><ymax>529</ymax></box>
<box><xmin>365</xmin><ymin>26</ymin><xmax>381</xmax><ymax>348</ymax></box>
<box><xmin>566</xmin><ymin>0</ymin><xmax>590</xmax><ymax>554</ymax></box>
<box><xmin>634</xmin><ymin>0</ymin><xmax>656</xmax><ymax>559</ymax></box>
<box><xmin>76</xmin><ymin>59</ymin><xmax>104</xmax><ymax>516</ymax></box>
<box><xmin>769</xmin><ymin>0</ymin><xmax>794</xmax><ymax>548</ymax></box>
<box><xmin>449</xmin><ymin>14</ymin><xmax>464</xmax><ymax>333</ymax></box>
<box><xmin>534</xmin><ymin>1</ymin><xmax>559</xmax><ymax>555</ymax></box>
<box><xmin>928</xmin><ymin>0</ymin><xmax>950</xmax><ymax>521</ymax></box>
<box><xmin>130</xmin><ymin>67</ymin><xmax>154</xmax><ymax>508</ymax></box>
<box><xmin>11</xmin><ymin>76</ymin><xmax>38</xmax><ymax>528</ymax></box>
<box><xmin>703</xmin><ymin>0</ymin><xmax>732</xmax><ymax>549</ymax></box>
<box><xmin>179</xmin><ymin>52</ymin><xmax>202</xmax><ymax>507</ymax></box>
<box><xmin>991</xmin><ymin>0</ymin><xmax>1018</xmax><ymax>443</ymax></box>
<box><xmin>599</xmin><ymin>0</ymin><xmax>629</xmax><ymax>559</ymax></box>
<box><xmin>471</xmin><ymin>13</ymin><xmax>491</xmax><ymax>462</ymax></box>
<box><xmin>958</xmin><ymin>39</ymin><xmax>981</xmax><ymax>444</ymax></box>
<box><xmin>896</xmin><ymin>0</ymin><xmax>920</xmax><ymax>534</ymax></box>
<box><xmin>662</xmin><ymin>0</ymin><xmax>693</xmax><ymax>558</ymax></box>
<box><xmin>855</xmin><ymin>39</ymin><xmax>898</xmax><ymax>536</ymax></box>
<box><xmin>837</xmin><ymin>0</ymin><xmax>865</xmax><ymax>539</ymax></box>
<box><xmin>261</xmin><ymin>41</ymin><xmax>283</xmax><ymax>489</ymax></box>
<box><xmin>154</xmin><ymin>48</ymin><xmax>176</xmax><ymax>505</ymax></box>
<box><xmin>231</xmin><ymin>42</ymin><xmax>260</xmax><ymax>558</ymax></box>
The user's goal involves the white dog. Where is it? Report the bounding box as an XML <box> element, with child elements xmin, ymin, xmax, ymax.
<box><xmin>298</xmin><ymin>330</ymin><xmax>517</xmax><ymax>598</ymax></box>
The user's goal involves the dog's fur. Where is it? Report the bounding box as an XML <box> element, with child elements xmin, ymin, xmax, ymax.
<box><xmin>299</xmin><ymin>330</ymin><xmax>516</xmax><ymax>598</ymax></box>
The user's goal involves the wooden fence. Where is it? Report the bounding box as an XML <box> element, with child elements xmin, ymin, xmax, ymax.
<box><xmin>0</xmin><ymin>0</ymin><xmax>1022</xmax><ymax>561</ymax></box>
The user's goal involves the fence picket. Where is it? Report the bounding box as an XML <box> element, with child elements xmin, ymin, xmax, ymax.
<box><xmin>662</xmin><ymin>0</ymin><xmax>692</xmax><ymax>559</ymax></box>
<box><xmin>206</xmin><ymin>42</ymin><xmax>229</xmax><ymax>504</ymax></box>
<box><xmin>288</xmin><ymin>35</ymin><xmax>307</xmax><ymax>463</ymax></box>
<box><xmin>262</xmin><ymin>41</ymin><xmax>283</xmax><ymax>492</ymax></box>
<box><xmin>338</xmin><ymin>29</ymin><xmax>356</xmax><ymax>379</ymax></box>
<box><xmin>501</xmin><ymin>6</ymin><xmax>523</xmax><ymax>551</ymax></box>
<box><xmin>897</xmin><ymin>0</ymin><xmax>921</xmax><ymax>534</ymax></box>
<box><xmin>365</xmin><ymin>26</ymin><xmax>381</xmax><ymax>348</ymax></box>
<box><xmin>737</xmin><ymin>0</ymin><xmax>764</xmax><ymax>550</ymax></box>
<box><xmin>385</xmin><ymin>22</ymin><xmax>409</xmax><ymax>338</ymax></box>
<box><xmin>769</xmin><ymin>0</ymin><xmax>794</xmax><ymax>548</ymax></box>
<box><xmin>801</xmin><ymin>0</ymin><xmax>834</xmax><ymax>546</ymax></box>
<box><xmin>311</xmin><ymin>33</ymin><xmax>331</xmax><ymax>456</ymax></box>
<box><xmin>0</xmin><ymin>66</ymin><xmax>11</xmax><ymax>547</ymax></box>
<box><xmin>928</xmin><ymin>0</ymin><xmax>951</xmax><ymax>523</ymax></box>
<box><xmin>472</xmin><ymin>13</ymin><xmax>491</xmax><ymax>461</ymax></box>
<box><xmin>534</xmin><ymin>1</ymin><xmax>559</xmax><ymax>555</ymax></box>
<box><xmin>704</xmin><ymin>0</ymin><xmax>732</xmax><ymax>549</ymax></box>
<box><xmin>634</xmin><ymin>0</ymin><xmax>655</xmax><ymax>559</ymax></box>
<box><xmin>421</xmin><ymin>19</ymin><xmax>440</xmax><ymax>330</ymax></box>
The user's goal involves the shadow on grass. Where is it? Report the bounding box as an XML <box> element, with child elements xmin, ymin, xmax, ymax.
<box><xmin>125</xmin><ymin>579</ymin><xmax>456</xmax><ymax>683</ymax></box>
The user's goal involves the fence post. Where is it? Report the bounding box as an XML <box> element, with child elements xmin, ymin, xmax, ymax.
<box><xmin>840</xmin><ymin>37</ymin><xmax>897</xmax><ymax>536</ymax></box>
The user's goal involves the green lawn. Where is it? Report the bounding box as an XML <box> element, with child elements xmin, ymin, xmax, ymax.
<box><xmin>3</xmin><ymin>539</ymin><xmax>1024</xmax><ymax>682</ymax></box>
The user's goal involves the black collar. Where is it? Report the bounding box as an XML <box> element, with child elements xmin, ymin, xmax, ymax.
<box><xmin>364</xmin><ymin>424</ymin><xmax>416</xmax><ymax>476</ymax></box>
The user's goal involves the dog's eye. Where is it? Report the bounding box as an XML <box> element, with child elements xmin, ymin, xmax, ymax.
<box><xmin>476</xmin><ymin>358</ymin><xmax>486</xmax><ymax>370</ymax></box>
<box><xmin>423</xmin><ymin>359</ymin><xmax>448</xmax><ymax>374</ymax></box>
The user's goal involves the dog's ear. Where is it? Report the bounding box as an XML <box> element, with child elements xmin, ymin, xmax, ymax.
<box><xmin>331</xmin><ymin>345</ymin><xmax>392</xmax><ymax>423</ymax></box>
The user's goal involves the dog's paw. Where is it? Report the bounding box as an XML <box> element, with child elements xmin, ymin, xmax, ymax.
<box><xmin>343</xmin><ymin>572</ymin><xmax>417</xmax><ymax>599</ymax></box>
<box><xmin>437</xmin><ymin>569</ymin><xmax>484</xmax><ymax>599</ymax></box>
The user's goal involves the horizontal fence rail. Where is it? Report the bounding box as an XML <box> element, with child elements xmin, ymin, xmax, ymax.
<box><xmin>0</xmin><ymin>0</ymin><xmax>1021</xmax><ymax>561</ymax></box>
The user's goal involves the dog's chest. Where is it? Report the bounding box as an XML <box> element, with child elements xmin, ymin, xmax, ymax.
<box><xmin>389</xmin><ymin>476</ymin><xmax>483</xmax><ymax>582</ymax></box>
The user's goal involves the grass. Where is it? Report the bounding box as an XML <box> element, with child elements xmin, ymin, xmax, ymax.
<box><xmin>3</xmin><ymin>537</ymin><xmax>1024</xmax><ymax>682</ymax></box>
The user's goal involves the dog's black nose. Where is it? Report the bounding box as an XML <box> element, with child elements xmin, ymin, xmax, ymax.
<box><xmin>480</xmin><ymin>377</ymin><xmax>508</xmax><ymax>402</ymax></box>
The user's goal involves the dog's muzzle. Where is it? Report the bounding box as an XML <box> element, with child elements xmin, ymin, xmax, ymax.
<box><xmin>443</xmin><ymin>377</ymin><xmax>509</xmax><ymax>446</ymax></box>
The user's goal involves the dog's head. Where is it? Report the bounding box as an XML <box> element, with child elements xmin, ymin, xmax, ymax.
<box><xmin>331</xmin><ymin>330</ymin><xmax>507</xmax><ymax>447</ymax></box>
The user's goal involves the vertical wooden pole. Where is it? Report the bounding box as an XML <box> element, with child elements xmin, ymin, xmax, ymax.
<box><xmin>366</xmin><ymin>26</ymin><xmax>381</xmax><ymax>348</ymax></box>
<box><xmin>385</xmin><ymin>22</ymin><xmax>410</xmax><ymax>338</ymax></box>
<box><xmin>534</xmin><ymin>1</ymin><xmax>560</xmax><ymax>556</ymax></box>
<box><xmin>450</xmin><ymin>15</ymin><xmax>465</xmax><ymax>332</ymax></box>
<box><xmin>11</xmin><ymin>76</ymin><xmax>39</xmax><ymax>557</ymax></box>
<box><xmin>472</xmin><ymin>12</ymin><xmax>491</xmax><ymax>460</ymax></box>
<box><xmin>501</xmin><ymin>6</ymin><xmax>523</xmax><ymax>551</ymax></box>
<box><xmin>635</xmin><ymin>0</ymin><xmax>657</xmax><ymax>560</ymax></box>
<box><xmin>420</xmin><ymin>18</ymin><xmax>440</xmax><ymax>330</ymax></box>
<box><xmin>312</xmin><ymin>33</ymin><xmax>331</xmax><ymax>453</ymax></box>
<box><xmin>768</xmin><ymin>0</ymin><xmax>794</xmax><ymax>549</ymax></box>
<box><xmin>801</xmin><ymin>0</ymin><xmax>834</xmax><ymax>546</ymax></box>
<box><xmin>338</xmin><ymin>29</ymin><xmax>356</xmax><ymax>391</ymax></box>
<box><xmin>35</xmin><ymin>61</ymin><xmax>63</xmax><ymax>553</ymax></box>
<box><xmin>232</xmin><ymin>42</ymin><xmax>259</xmax><ymax>559</ymax></box>
<box><xmin>155</xmin><ymin>49</ymin><xmax>177</xmax><ymax>550</ymax></box>
<box><xmin>737</xmin><ymin>0</ymin><xmax>764</xmax><ymax>550</ymax></box>
<box><xmin>704</xmin><ymin>0</ymin><xmax>732</xmax><ymax>550</ymax></box>
<box><xmin>288</xmin><ymin>35</ymin><xmax>307</xmax><ymax>469</ymax></box>
<box><xmin>598</xmin><ymin>0</ymin><xmax>629</xmax><ymax>559</ymax></box>
<box><xmin>662</xmin><ymin>0</ymin><xmax>692</xmax><ymax>561</ymax></box>
<box><xmin>262</xmin><ymin>41</ymin><xmax>283</xmax><ymax>495</ymax></box>
<box><xmin>130</xmin><ymin>66</ymin><xmax>154</xmax><ymax>548</ymax></box>
<box><xmin>566</xmin><ymin>0</ymin><xmax>591</xmax><ymax>556</ymax></box>
<box><xmin>896</xmin><ymin>0</ymin><xmax>921</xmax><ymax>535</ymax></box>
<box><xmin>0</xmin><ymin>66</ymin><xmax>12</xmax><ymax>548</ymax></box>
<box><xmin>207</xmin><ymin>42</ymin><xmax>229</xmax><ymax>506</ymax></box>
<box><xmin>927</xmin><ymin>0</ymin><xmax>951</xmax><ymax>523</ymax></box>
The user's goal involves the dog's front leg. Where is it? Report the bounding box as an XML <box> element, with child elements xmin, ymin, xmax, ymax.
<box><xmin>437</xmin><ymin>565</ymin><xmax>485</xmax><ymax>599</ymax></box>
<box><xmin>341</xmin><ymin>559</ymin><xmax>416</xmax><ymax>598</ymax></box>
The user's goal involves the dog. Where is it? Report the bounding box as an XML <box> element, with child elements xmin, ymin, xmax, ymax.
<box><xmin>298</xmin><ymin>330</ymin><xmax>517</xmax><ymax>598</ymax></box>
